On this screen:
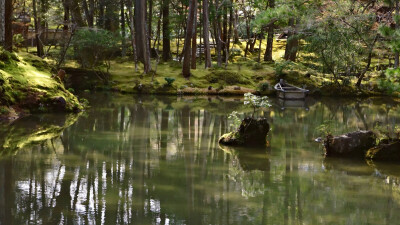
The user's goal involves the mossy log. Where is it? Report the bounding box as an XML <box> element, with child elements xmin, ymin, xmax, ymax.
<box><xmin>219</xmin><ymin>117</ymin><xmax>270</xmax><ymax>146</ymax></box>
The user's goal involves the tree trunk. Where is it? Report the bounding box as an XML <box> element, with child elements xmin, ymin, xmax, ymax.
<box><xmin>356</xmin><ymin>35</ymin><xmax>379</xmax><ymax>87</ymax></box>
<box><xmin>162</xmin><ymin>0</ymin><xmax>172</xmax><ymax>61</ymax></box>
<box><xmin>191</xmin><ymin>0</ymin><xmax>198</xmax><ymax>69</ymax></box>
<box><xmin>33</xmin><ymin>0</ymin><xmax>44</xmax><ymax>56</ymax></box>
<box><xmin>127</xmin><ymin>0</ymin><xmax>138</xmax><ymax>71</ymax></box>
<box><xmin>0</xmin><ymin>0</ymin><xmax>4</xmax><ymax>46</ymax></box>
<box><xmin>121</xmin><ymin>0</ymin><xmax>126</xmax><ymax>57</ymax></box>
<box><xmin>135</xmin><ymin>0</ymin><xmax>151</xmax><ymax>73</ymax></box>
<box><xmin>284</xmin><ymin>18</ymin><xmax>298</xmax><ymax>62</ymax></box>
<box><xmin>182</xmin><ymin>0</ymin><xmax>197</xmax><ymax>78</ymax></box>
<box><xmin>4</xmin><ymin>0</ymin><xmax>12</xmax><ymax>51</ymax></box>
<box><xmin>264</xmin><ymin>0</ymin><xmax>275</xmax><ymax>62</ymax></box>
<box><xmin>203</xmin><ymin>0</ymin><xmax>212</xmax><ymax>68</ymax></box>
<box><xmin>148</xmin><ymin>0</ymin><xmax>153</xmax><ymax>49</ymax></box>
<box><xmin>395</xmin><ymin>0</ymin><xmax>399</xmax><ymax>68</ymax></box>
<box><xmin>82</xmin><ymin>0</ymin><xmax>94</xmax><ymax>27</ymax></box>
<box><xmin>67</xmin><ymin>0</ymin><xmax>86</xmax><ymax>27</ymax></box>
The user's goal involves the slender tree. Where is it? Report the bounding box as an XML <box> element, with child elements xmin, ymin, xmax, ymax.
<box><xmin>0</xmin><ymin>0</ymin><xmax>6</xmax><ymax>47</ymax></box>
<box><xmin>135</xmin><ymin>0</ymin><xmax>151</xmax><ymax>73</ymax></box>
<box><xmin>4</xmin><ymin>0</ymin><xmax>12</xmax><ymax>51</ymax></box>
<box><xmin>162</xmin><ymin>0</ymin><xmax>171</xmax><ymax>61</ymax></box>
<box><xmin>182</xmin><ymin>0</ymin><xmax>197</xmax><ymax>78</ymax></box>
<box><xmin>264</xmin><ymin>0</ymin><xmax>275</xmax><ymax>62</ymax></box>
<box><xmin>203</xmin><ymin>0</ymin><xmax>212</xmax><ymax>68</ymax></box>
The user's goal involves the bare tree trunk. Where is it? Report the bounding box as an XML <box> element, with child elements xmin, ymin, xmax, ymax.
<box><xmin>4</xmin><ymin>0</ymin><xmax>12</xmax><ymax>51</ymax></box>
<box><xmin>33</xmin><ymin>0</ymin><xmax>44</xmax><ymax>56</ymax></box>
<box><xmin>356</xmin><ymin>35</ymin><xmax>379</xmax><ymax>87</ymax></box>
<box><xmin>203</xmin><ymin>0</ymin><xmax>212</xmax><ymax>68</ymax></box>
<box><xmin>121</xmin><ymin>0</ymin><xmax>126</xmax><ymax>57</ymax></box>
<box><xmin>162</xmin><ymin>0</ymin><xmax>172</xmax><ymax>61</ymax></box>
<box><xmin>82</xmin><ymin>0</ymin><xmax>94</xmax><ymax>27</ymax></box>
<box><xmin>148</xmin><ymin>0</ymin><xmax>153</xmax><ymax>49</ymax></box>
<box><xmin>127</xmin><ymin>0</ymin><xmax>138</xmax><ymax>71</ymax></box>
<box><xmin>0</xmin><ymin>0</ymin><xmax>5</xmax><ymax>47</ymax></box>
<box><xmin>264</xmin><ymin>0</ymin><xmax>275</xmax><ymax>62</ymax></box>
<box><xmin>67</xmin><ymin>0</ymin><xmax>86</xmax><ymax>27</ymax></box>
<box><xmin>135</xmin><ymin>0</ymin><xmax>151</xmax><ymax>73</ymax></box>
<box><xmin>182</xmin><ymin>0</ymin><xmax>197</xmax><ymax>78</ymax></box>
<box><xmin>284</xmin><ymin>18</ymin><xmax>298</xmax><ymax>62</ymax></box>
<box><xmin>191</xmin><ymin>0</ymin><xmax>198</xmax><ymax>69</ymax></box>
<box><xmin>395</xmin><ymin>0</ymin><xmax>399</xmax><ymax>68</ymax></box>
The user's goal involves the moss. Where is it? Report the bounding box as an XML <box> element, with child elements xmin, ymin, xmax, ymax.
<box><xmin>0</xmin><ymin>50</ymin><xmax>83</xmax><ymax>117</ymax></box>
<box><xmin>205</xmin><ymin>71</ymin><xmax>252</xmax><ymax>85</ymax></box>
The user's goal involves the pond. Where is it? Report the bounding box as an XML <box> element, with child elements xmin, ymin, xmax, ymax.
<box><xmin>1</xmin><ymin>93</ymin><xmax>400</xmax><ymax>225</ymax></box>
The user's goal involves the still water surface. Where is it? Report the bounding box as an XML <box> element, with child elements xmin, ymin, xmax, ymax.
<box><xmin>1</xmin><ymin>94</ymin><xmax>400</xmax><ymax>225</ymax></box>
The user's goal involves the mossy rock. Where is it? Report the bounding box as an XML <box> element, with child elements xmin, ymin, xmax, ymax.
<box><xmin>366</xmin><ymin>140</ymin><xmax>400</xmax><ymax>161</ymax></box>
<box><xmin>205</xmin><ymin>71</ymin><xmax>251</xmax><ymax>85</ymax></box>
<box><xmin>219</xmin><ymin>117</ymin><xmax>270</xmax><ymax>146</ymax></box>
<box><xmin>324</xmin><ymin>131</ymin><xmax>377</xmax><ymax>157</ymax></box>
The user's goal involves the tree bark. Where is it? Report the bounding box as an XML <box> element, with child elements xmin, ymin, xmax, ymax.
<box><xmin>121</xmin><ymin>0</ymin><xmax>126</xmax><ymax>57</ymax></box>
<box><xmin>182</xmin><ymin>0</ymin><xmax>197</xmax><ymax>78</ymax></box>
<box><xmin>395</xmin><ymin>0</ymin><xmax>399</xmax><ymax>68</ymax></box>
<box><xmin>33</xmin><ymin>0</ymin><xmax>44</xmax><ymax>56</ymax></box>
<box><xmin>203</xmin><ymin>0</ymin><xmax>212</xmax><ymax>68</ymax></box>
<box><xmin>127</xmin><ymin>0</ymin><xmax>138</xmax><ymax>71</ymax></box>
<box><xmin>162</xmin><ymin>0</ymin><xmax>172</xmax><ymax>61</ymax></box>
<box><xmin>0</xmin><ymin>0</ymin><xmax>4</xmax><ymax>46</ymax></box>
<box><xmin>4</xmin><ymin>0</ymin><xmax>12</xmax><ymax>51</ymax></box>
<box><xmin>135</xmin><ymin>0</ymin><xmax>151</xmax><ymax>73</ymax></box>
<box><xmin>284</xmin><ymin>18</ymin><xmax>298</xmax><ymax>61</ymax></box>
<box><xmin>264</xmin><ymin>0</ymin><xmax>275</xmax><ymax>62</ymax></box>
<box><xmin>67</xmin><ymin>0</ymin><xmax>86</xmax><ymax>27</ymax></box>
<box><xmin>191</xmin><ymin>0</ymin><xmax>198</xmax><ymax>69</ymax></box>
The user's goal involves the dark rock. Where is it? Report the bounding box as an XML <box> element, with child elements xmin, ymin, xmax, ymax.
<box><xmin>219</xmin><ymin>117</ymin><xmax>270</xmax><ymax>146</ymax></box>
<box><xmin>366</xmin><ymin>140</ymin><xmax>400</xmax><ymax>161</ymax></box>
<box><xmin>51</xmin><ymin>96</ymin><xmax>67</xmax><ymax>111</ymax></box>
<box><xmin>324</xmin><ymin>130</ymin><xmax>376</xmax><ymax>157</ymax></box>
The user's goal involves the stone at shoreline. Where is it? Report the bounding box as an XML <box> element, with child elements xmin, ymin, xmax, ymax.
<box><xmin>324</xmin><ymin>130</ymin><xmax>376</xmax><ymax>157</ymax></box>
<box><xmin>219</xmin><ymin>117</ymin><xmax>270</xmax><ymax>146</ymax></box>
<box><xmin>366</xmin><ymin>140</ymin><xmax>400</xmax><ymax>161</ymax></box>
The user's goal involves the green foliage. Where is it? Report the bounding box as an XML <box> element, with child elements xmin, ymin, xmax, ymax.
<box><xmin>316</xmin><ymin>120</ymin><xmax>335</xmax><ymax>136</ymax></box>
<box><xmin>258</xmin><ymin>82</ymin><xmax>270</xmax><ymax>92</ymax></box>
<box><xmin>275</xmin><ymin>61</ymin><xmax>293</xmax><ymax>77</ymax></box>
<box><xmin>244</xmin><ymin>93</ymin><xmax>271</xmax><ymax>117</ymax></box>
<box><xmin>229</xmin><ymin>111</ymin><xmax>242</xmax><ymax>129</ymax></box>
<box><xmin>13</xmin><ymin>34</ymin><xmax>25</xmax><ymax>49</ymax></box>
<box><xmin>72</xmin><ymin>28</ymin><xmax>120</xmax><ymax>69</ymax></box>
<box><xmin>378</xmin><ymin>68</ymin><xmax>400</xmax><ymax>95</ymax></box>
<box><xmin>0</xmin><ymin>106</ymin><xmax>9</xmax><ymax>115</ymax></box>
<box><xmin>164</xmin><ymin>77</ymin><xmax>176</xmax><ymax>86</ymax></box>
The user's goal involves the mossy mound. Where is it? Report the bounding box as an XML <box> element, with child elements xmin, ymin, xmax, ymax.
<box><xmin>219</xmin><ymin>117</ymin><xmax>270</xmax><ymax>146</ymax></box>
<box><xmin>366</xmin><ymin>140</ymin><xmax>400</xmax><ymax>161</ymax></box>
<box><xmin>0</xmin><ymin>49</ymin><xmax>83</xmax><ymax>119</ymax></box>
<box><xmin>205</xmin><ymin>71</ymin><xmax>252</xmax><ymax>85</ymax></box>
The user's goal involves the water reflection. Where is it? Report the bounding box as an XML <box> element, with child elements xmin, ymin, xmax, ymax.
<box><xmin>0</xmin><ymin>94</ymin><xmax>400</xmax><ymax>225</ymax></box>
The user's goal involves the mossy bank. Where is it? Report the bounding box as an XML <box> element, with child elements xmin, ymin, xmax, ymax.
<box><xmin>0</xmin><ymin>49</ymin><xmax>83</xmax><ymax>120</ymax></box>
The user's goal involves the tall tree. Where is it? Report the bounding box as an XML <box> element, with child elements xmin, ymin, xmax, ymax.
<box><xmin>264</xmin><ymin>0</ymin><xmax>275</xmax><ymax>62</ymax></box>
<box><xmin>4</xmin><ymin>0</ymin><xmax>12</xmax><ymax>51</ymax></box>
<box><xmin>33</xmin><ymin>0</ymin><xmax>44</xmax><ymax>56</ymax></box>
<box><xmin>162</xmin><ymin>0</ymin><xmax>171</xmax><ymax>61</ymax></box>
<box><xmin>135</xmin><ymin>0</ymin><xmax>151</xmax><ymax>73</ymax></box>
<box><xmin>191</xmin><ymin>0</ymin><xmax>198</xmax><ymax>69</ymax></box>
<box><xmin>182</xmin><ymin>0</ymin><xmax>197</xmax><ymax>78</ymax></box>
<box><xmin>203</xmin><ymin>0</ymin><xmax>212</xmax><ymax>68</ymax></box>
<box><xmin>0</xmin><ymin>0</ymin><xmax>5</xmax><ymax>47</ymax></box>
<box><xmin>121</xmin><ymin>0</ymin><xmax>126</xmax><ymax>56</ymax></box>
<box><xmin>284</xmin><ymin>18</ymin><xmax>298</xmax><ymax>61</ymax></box>
<box><xmin>395</xmin><ymin>0</ymin><xmax>399</xmax><ymax>68</ymax></box>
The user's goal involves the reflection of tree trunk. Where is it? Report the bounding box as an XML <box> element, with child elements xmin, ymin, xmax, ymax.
<box><xmin>355</xmin><ymin>103</ymin><xmax>369</xmax><ymax>130</ymax></box>
<box><xmin>1</xmin><ymin>159</ymin><xmax>13</xmax><ymax>225</ymax></box>
<box><xmin>160</xmin><ymin>110</ymin><xmax>169</xmax><ymax>160</ymax></box>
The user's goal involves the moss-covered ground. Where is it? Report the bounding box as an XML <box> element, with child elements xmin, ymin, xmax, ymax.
<box><xmin>0</xmin><ymin>49</ymin><xmax>83</xmax><ymax>120</ymax></box>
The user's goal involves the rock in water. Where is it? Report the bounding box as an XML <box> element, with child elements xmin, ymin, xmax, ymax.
<box><xmin>324</xmin><ymin>130</ymin><xmax>376</xmax><ymax>157</ymax></box>
<box><xmin>366</xmin><ymin>140</ymin><xmax>400</xmax><ymax>161</ymax></box>
<box><xmin>219</xmin><ymin>118</ymin><xmax>270</xmax><ymax>146</ymax></box>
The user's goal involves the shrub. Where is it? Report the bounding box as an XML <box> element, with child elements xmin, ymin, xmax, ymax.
<box><xmin>164</xmin><ymin>77</ymin><xmax>176</xmax><ymax>86</ymax></box>
<box><xmin>72</xmin><ymin>28</ymin><xmax>120</xmax><ymax>69</ymax></box>
<box><xmin>258</xmin><ymin>82</ymin><xmax>270</xmax><ymax>92</ymax></box>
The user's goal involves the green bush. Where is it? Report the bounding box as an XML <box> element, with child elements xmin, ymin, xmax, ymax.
<box><xmin>378</xmin><ymin>68</ymin><xmax>400</xmax><ymax>95</ymax></box>
<box><xmin>164</xmin><ymin>77</ymin><xmax>176</xmax><ymax>86</ymax></box>
<box><xmin>72</xmin><ymin>28</ymin><xmax>120</xmax><ymax>69</ymax></box>
<box><xmin>258</xmin><ymin>82</ymin><xmax>270</xmax><ymax>92</ymax></box>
